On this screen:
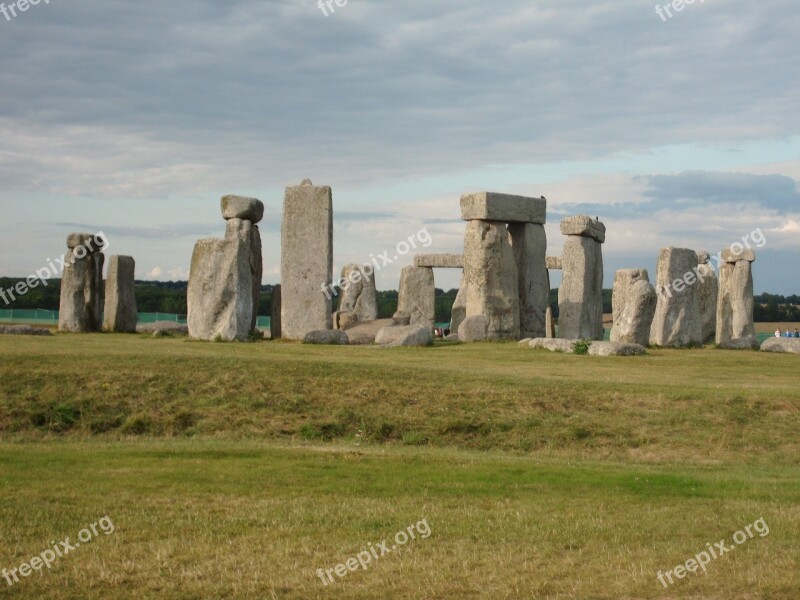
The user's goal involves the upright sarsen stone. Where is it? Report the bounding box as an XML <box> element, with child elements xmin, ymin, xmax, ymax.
<box><xmin>281</xmin><ymin>180</ymin><xmax>333</xmax><ymax>340</ymax></box>
<box><xmin>103</xmin><ymin>256</ymin><xmax>137</xmax><ymax>333</ymax></box>
<box><xmin>716</xmin><ymin>251</ymin><xmax>756</xmax><ymax>347</ymax></box>
<box><xmin>610</xmin><ymin>268</ymin><xmax>656</xmax><ymax>346</ymax></box>
<box><xmin>649</xmin><ymin>247</ymin><xmax>703</xmax><ymax>347</ymax></box>
<box><xmin>270</xmin><ymin>284</ymin><xmax>282</xmax><ymax>339</ymax></box>
<box><xmin>396</xmin><ymin>266</ymin><xmax>435</xmax><ymax>328</ymax></box>
<box><xmin>335</xmin><ymin>264</ymin><xmax>379</xmax><ymax>326</ymax></box>
<box><xmin>696</xmin><ymin>251</ymin><xmax>718</xmax><ymax>343</ymax></box>
<box><xmin>58</xmin><ymin>233</ymin><xmax>106</xmax><ymax>333</ymax></box>
<box><xmin>558</xmin><ymin>217</ymin><xmax>605</xmax><ymax>341</ymax></box>
<box><xmin>508</xmin><ymin>223</ymin><xmax>549</xmax><ymax>339</ymax></box>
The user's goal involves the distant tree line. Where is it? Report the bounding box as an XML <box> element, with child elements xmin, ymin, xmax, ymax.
<box><xmin>2</xmin><ymin>277</ymin><xmax>798</xmax><ymax>322</ymax></box>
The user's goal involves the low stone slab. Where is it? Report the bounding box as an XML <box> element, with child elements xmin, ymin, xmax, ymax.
<box><xmin>528</xmin><ymin>338</ymin><xmax>577</xmax><ymax>353</ymax></box>
<box><xmin>721</xmin><ymin>247</ymin><xmax>756</xmax><ymax>263</ymax></box>
<box><xmin>718</xmin><ymin>337</ymin><xmax>759</xmax><ymax>350</ymax></box>
<box><xmin>221</xmin><ymin>195</ymin><xmax>264</xmax><ymax>223</ymax></box>
<box><xmin>345</xmin><ymin>318</ymin><xmax>395</xmax><ymax>345</ymax></box>
<box><xmin>375</xmin><ymin>324</ymin><xmax>433</xmax><ymax>347</ymax></box>
<box><xmin>587</xmin><ymin>341</ymin><xmax>647</xmax><ymax>356</ymax></box>
<box><xmin>560</xmin><ymin>216</ymin><xmax>606</xmax><ymax>243</ymax></box>
<box><xmin>760</xmin><ymin>338</ymin><xmax>800</xmax><ymax>354</ymax></box>
<box><xmin>0</xmin><ymin>324</ymin><xmax>53</xmax><ymax>336</ymax></box>
<box><xmin>303</xmin><ymin>330</ymin><xmax>349</xmax><ymax>345</ymax></box>
<box><xmin>413</xmin><ymin>254</ymin><xmax>464</xmax><ymax>269</ymax></box>
<box><xmin>546</xmin><ymin>256</ymin><xmax>562</xmax><ymax>270</ymax></box>
<box><xmin>460</xmin><ymin>192</ymin><xmax>546</xmax><ymax>224</ymax></box>
<box><xmin>136</xmin><ymin>321</ymin><xmax>189</xmax><ymax>335</ymax></box>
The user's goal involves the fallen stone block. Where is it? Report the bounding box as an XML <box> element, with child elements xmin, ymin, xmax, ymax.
<box><xmin>0</xmin><ymin>324</ymin><xmax>53</xmax><ymax>336</ymax></box>
<box><xmin>375</xmin><ymin>324</ymin><xmax>433</xmax><ymax>347</ymax></box>
<box><xmin>528</xmin><ymin>338</ymin><xmax>576</xmax><ymax>353</ymax></box>
<box><xmin>587</xmin><ymin>341</ymin><xmax>647</xmax><ymax>356</ymax></box>
<box><xmin>303</xmin><ymin>330</ymin><xmax>350</xmax><ymax>345</ymax></box>
<box><xmin>760</xmin><ymin>338</ymin><xmax>800</xmax><ymax>354</ymax></box>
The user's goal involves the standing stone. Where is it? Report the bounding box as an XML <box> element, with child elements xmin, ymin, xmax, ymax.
<box><xmin>696</xmin><ymin>251</ymin><xmax>718</xmax><ymax>343</ymax></box>
<box><xmin>270</xmin><ymin>284</ymin><xmax>282</xmax><ymax>339</ymax></box>
<box><xmin>58</xmin><ymin>233</ymin><xmax>106</xmax><ymax>333</ymax></box>
<box><xmin>396</xmin><ymin>266</ymin><xmax>435</xmax><ymax>328</ymax></box>
<box><xmin>450</xmin><ymin>274</ymin><xmax>467</xmax><ymax>333</ymax></box>
<box><xmin>649</xmin><ymin>247</ymin><xmax>703</xmax><ymax>347</ymax></box>
<box><xmin>281</xmin><ymin>180</ymin><xmax>333</xmax><ymax>340</ymax></box>
<box><xmin>187</xmin><ymin>216</ymin><xmax>263</xmax><ymax>341</ymax></box>
<box><xmin>461</xmin><ymin>220</ymin><xmax>520</xmax><ymax>340</ymax></box>
<box><xmin>103</xmin><ymin>256</ymin><xmax>137</xmax><ymax>333</ymax></box>
<box><xmin>335</xmin><ymin>264</ymin><xmax>378</xmax><ymax>326</ymax></box>
<box><xmin>716</xmin><ymin>251</ymin><xmax>756</xmax><ymax>347</ymax></box>
<box><xmin>545</xmin><ymin>306</ymin><xmax>556</xmax><ymax>338</ymax></box>
<box><xmin>558</xmin><ymin>217</ymin><xmax>605</xmax><ymax>340</ymax></box>
<box><xmin>610</xmin><ymin>269</ymin><xmax>656</xmax><ymax>346</ymax></box>
<box><xmin>508</xmin><ymin>223</ymin><xmax>549</xmax><ymax>339</ymax></box>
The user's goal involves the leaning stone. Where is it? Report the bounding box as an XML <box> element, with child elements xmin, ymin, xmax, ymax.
<box><xmin>103</xmin><ymin>256</ymin><xmax>138</xmax><ymax>333</ymax></box>
<box><xmin>650</xmin><ymin>247</ymin><xmax>703</xmax><ymax>347</ymax></box>
<box><xmin>560</xmin><ymin>216</ymin><xmax>606</xmax><ymax>244</ymax></box>
<box><xmin>397</xmin><ymin>266</ymin><xmax>435</xmax><ymax>328</ymax></box>
<box><xmin>303</xmin><ymin>329</ymin><xmax>349</xmax><ymax>345</ymax></box>
<box><xmin>716</xmin><ymin>258</ymin><xmax>755</xmax><ymax>346</ymax></box>
<box><xmin>281</xmin><ymin>180</ymin><xmax>333</xmax><ymax>340</ymax></box>
<box><xmin>610</xmin><ymin>269</ymin><xmax>656</xmax><ymax>346</ymax></box>
<box><xmin>509</xmin><ymin>222</ymin><xmax>549</xmax><ymax>339</ymax></box>
<box><xmin>558</xmin><ymin>235</ymin><xmax>604</xmax><ymax>341</ymax></box>
<box><xmin>463</xmin><ymin>221</ymin><xmax>520</xmax><ymax>340</ymax></box>
<box><xmin>221</xmin><ymin>195</ymin><xmax>265</xmax><ymax>223</ymax></box>
<box><xmin>721</xmin><ymin>247</ymin><xmax>756</xmax><ymax>263</ymax></box>
<box><xmin>696</xmin><ymin>251</ymin><xmax>718</xmax><ymax>343</ymax></box>
<box><xmin>546</xmin><ymin>256</ymin><xmax>563</xmax><ymax>270</ymax></box>
<box><xmin>413</xmin><ymin>254</ymin><xmax>464</xmax><ymax>269</ymax></box>
<box><xmin>588</xmin><ymin>341</ymin><xmax>647</xmax><ymax>356</ymax></box>
<box><xmin>0</xmin><ymin>324</ymin><xmax>53</xmax><ymax>336</ymax></box>
<box><xmin>270</xmin><ymin>284</ymin><xmax>282</xmax><ymax>339</ymax></box>
<box><xmin>528</xmin><ymin>338</ymin><xmax>576</xmax><ymax>353</ymax></box>
<box><xmin>375</xmin><ymin>324</ymin><xmax>433</xmax><ymax>347</ymax></box>
<box><xmin>460</xmin><ymin>192</ymin><xmax>546</xmax><ymax>224</ymax></box>
<box><xmin>760</xmin><ymin>338</ymin><xmax>800</xmax><ymax>354</ymax></box>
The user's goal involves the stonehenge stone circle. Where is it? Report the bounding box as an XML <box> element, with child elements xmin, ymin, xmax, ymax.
<box><xmin>270</xmin><ymin>284</ymin><xmax>282</xmax><ymax>339</ymax></box>
<box><xmin>58</xmin><ymin>233</ymin><xmax>106</xmax><ymax>333</ymax></box>
<box><xmin>462</xmin><ymin>220</ymin><xmax>520</xmax><ymax>340</ymax></box>
<box><xmin>558</xmin><ymin>217</ymin><xmax>605</xmax><ymax>341</ymax></box>
<box><xmin>335</xmin><ymin>264</ymin><xmax>379</xmax><ymax>328</ymax></box>
<box><xmin>396</xmin><ymin>265</ymin><xmax>435</xmax><ymax>328</ymax></box>
<box><xmin>103</xmin><ymin>255</ymin><xmax>137</xmax><ymax>333</ymax></box>
<box><xmin>649</xmin><ymin>247</ymin><xmax>703</xmax><ymax>347</ymax></box>
<box><xmin>413</xmin><ymin>254</ymin><xmax>464</xmax><ymax>269</ymax></box>
<box><xmin>461</xmin><ymin>192</ymin><xmax>546</xmax><ymax>224</ymax></box>
<box><xmin>610</xmin><ymin>268</ymin><xmax>656</xmax><ymax>346</ymax></box>
<box><xmin>696</xmin><ymin>251</ymin><xmax>718</xmax><ymax>343</ymax></box>
<box><xmin>716</xmin><ymin>250</ymin><xmax>756</xmax><ymax>347</ymax></box>
<box><xmin>187</xmin><ymin>198</ymin><xmax>263</xmax><ymax>341</ymax></box>
<box><xmin>281</xmin><ymin>180</ymin><xmax>333</xmax><ymax>340</ymax></box>
<box><xmin>509</xmin><ymin>223</ymin><xmax>549</xmax><ymax>339</ymax></box>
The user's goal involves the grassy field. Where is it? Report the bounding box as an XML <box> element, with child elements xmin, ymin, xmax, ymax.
<box><xmin>1</xmin><ymin>334</ymin><xmax>799</xmax><ymax>598</ymax></box>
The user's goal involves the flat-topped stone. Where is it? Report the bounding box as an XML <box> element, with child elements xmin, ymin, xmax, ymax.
<box><xmin>413</xmin><ymin>254</ymin><xmax>464</xmax><ymax>269</ymax></box>
<box><xmin>560</xmin><ymin>216</ymin><xmax>606</xmax><ymax>243</ymax></box>
<box><xmin>303</xmin><ymin>329</ymin><xmax>349</xmax><ymax>345</ymax></box>
<box><xmin>760</xmin><ymin>338</ymin><xmax>800</xmax><ymax>354</ymax></box>
<box><xmin>460</xmin><ymin>192</ymin><xmax>546</xmax><ymax>224</ymax></box>
<box><xmin>588</xmin><ymin>341</ymin><xmax>647</xmax><ymax>356</ymax></box>
<box><xmin>721</xmin><ymin>247</ymin><xmax>756</xmax><ymax>263</ymax></box>
<box><xmin>221</xmin><ymin>195</ymin><xmax>264</xmax><ymax>223</ymax></box>
<box><xmin>546</xmin><ymin>256</ymin><xmax>563</xmax><ymax>270</ymax></box>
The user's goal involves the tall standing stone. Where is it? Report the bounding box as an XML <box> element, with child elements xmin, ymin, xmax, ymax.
<box><xmin>58</xmin><ymin>233</ymin><xmax>106</xmax><ymax>333</ymax></box>
<box><xmin>716</xmin><ymin>250</ymin><xmax>756</xmax><ymax>347</ymax></box>
<box><xmin>649</xmin><ymin>247</ymin><xmax>703</xmax><ymax>347</ymax></box>
<box><xmin>460</xmin><ymin>220</ymin><xmax>520</xmax><ymax>340</ymax></box>
<box><xmin>610</xmin><ymin>268</ymin><xmax>656</xmax><ymax>346</ymax></box>
<box><xmin>558</xmin><ymin>217</ymin><xmax>605</xmax><ymax>340</ymax></box>
<box><xmin>281</xmin><ymin>180</ymin><xmax>333</xmax><ymax>340</ymax></box>
<box><xmin>509</xmin><ymin>223</ymin><xmax>549</xmax><ymax>339</ymax></box>
<box><xmin>103</xmin><ymin>256</ymin><xmax>137</xmax><ymax>333</ymax></box>
<box><xmin>396</xmin><ymin>266</ymin><xmax>435</xmax><ymax>328</ymax></box>
<box><xmin>270</xmin><ymin>284</ymin><xmax>282</xmax><ymax>339</ymax></box>
<box><xmin>696</xmin><ymin>251</ymin><xmax>718</xmax><ymax>343</ymax></box>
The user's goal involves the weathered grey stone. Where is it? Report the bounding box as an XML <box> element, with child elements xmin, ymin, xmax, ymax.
<box><xmin>281</xmin><ymin>181</ymin><xmax>333</xmax><ymax>340</ymax></box>
<box><xmin>345</xmin><ymin>318</ymin><xmax>394</xmax><ymax>345</ymax></box>
<box><xmin>650</xmin><ymin>247</ymin><xmax>703</xmax><ymax>347</ymax></box>
<box><xmin>66</xmin><ymin>232</ymin><xmax>107</xmax><ymax>252</ymax></box>
<box><xmin>221</xmin><ymin>195</ymin><xmax>264</xmax><ymax>223</ymax></box>
<box><xmin>270</xmin><ymin>284</ymin><xmax>281</xmax><ymax>339</ymax></box>
<box><xmin>545</xmin><ymin>306</ymin><xmax>556</xmax><ymax>338</ymax></box>
<box><xmin>457</xmin><ymin>315</ymin><xmax>492</xmax><ymax>342</ymax></box>
<box><xmin>413</xmin><ymin>254</ymin><xmax>464</xmax><ymax>269</ymax></box>
<box><xmin>392</xmin><ymin>312</ymin><xmax>411</xmax><ymax>326</ymax></box>
<box><xmin>333</xmin><ymin>311</ymin><xmax>359</xmax><ymax>330</ymax></box>
<box><xmin>610</xmin><ymin>269</ymin><xmax>656</xmax><ymax>346</ymax></box>
<box><xmin>508</xmin><ymin>223</ymin><xmax>549</xmax><ymax>339</ymax></box>
<box><xmin>721</xmin><ymin>247</ymin><xmax>756</xmax><ymax>263</ymax></box>
<box><xmin>718</xmin><ymin>337</ymin><xmax>759</xmax><ymax>350</ymax></box>
<box><xmin>375</xmin><ymin>323</ymin><xmax>433</xmax><ymax>347</ymax></box>
<box><xmin>103</xmin><ymin>256</ymin><xmax>138</xmax><ymax>333</ymax></box>
<box><xmin>716</xmin><ymin>258</ymin><xmax>756</xmax><ymax>346</ymax></box>
<box><xmin>761</xmin><ymin>338</ymin><xmax>800</xmax><ymax>354</ymax></box>
<box><xmin>303</xmin><ymin>329</ymin><xmax>349</xmax><ymax>345</ymax></box>
<box><xmin>460</xmin><ymin>192</ymin><xmax>546</xmax><ymax>224</ymax></box>
<box><xmin>463</xmin><ymin>220</ymin><xmax>520</xmax><ymax>340</ymax></box>
<box><xmin>546</xmin><ymin>256</ymin><xmax>563</xmax><ymax>270</ymax></box>
<box><xmin>58</xmin><ymin>242</ymin><xmax>104</xmax><ymax>333</ymax></box>
<box><xmin>0</xmin><ymin>324</ymin><xmax>53</xmax><ymax>336</ymax></box>
<box><xmin>450</xmin><ymin>275</ymin><xmax>467</xmax><ymax>333</ymax></box>
<box><xmin>136</xmin><ymin>321</ymin><xmax>188</xmax><ymax>335</ymax></box>
<box><xmin>396</xmin><ymin>266</ymin><xmax>435</xmax><ymax>328</ymax></box>
<box><xmin>187</xmin><ymin>218</ymin><xmax>262</xmax><ymax>341</ymax></box>
<box><xmin>588</xmin><ymin>341</ymin><xmax>647</xmax><ymax>356</ymax></box>
<box><xmin>558</xmin><ymin>235</ymin><xmax>604</xmax><ymax>340</ymax></box>
<box><xmin>528</xmin><ymin>338</ymin><xmax>576</xmax><ymax>353</ymax></box>
<box><xmin>336</xmin><ymin>264</ymin><xmax>378</xmax><ymax>324</ymax></box>
<box><xmin>696</xmin><ymin>251</ymin><xmax>718</xmax><ymax>343</ymax></box>
<box><xmin>560</xmin><ymin>216</ymin><xmax>606</xmax><ymax>244</ymax></box>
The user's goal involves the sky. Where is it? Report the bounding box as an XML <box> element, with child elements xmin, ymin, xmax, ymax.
<box><xmin>1</xmin><ymin>0</ymin><xmax>798</xmax><ymax>294</ymax></box>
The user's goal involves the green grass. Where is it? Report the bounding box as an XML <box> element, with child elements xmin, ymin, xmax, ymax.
<box><xmin>1</xmin><ymin>334</ymin><xmax>799</xmax><ymax>598</ymax></box>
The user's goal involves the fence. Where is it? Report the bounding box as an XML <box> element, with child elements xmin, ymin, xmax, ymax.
<box><xmin>0</xmin><ymin>309</ymin><xmax>272</xmax><ymax>330</ymax></box>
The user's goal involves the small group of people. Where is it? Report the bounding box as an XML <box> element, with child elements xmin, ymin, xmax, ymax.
<box><xmin>775</xmin><ymin>328</ymin><xmax>800</xmax><ymax>338</ymax></box>
<box><xmin>434</xmin><ymin>327</ymin><xmax>451</xmax><ymax>338</ymax></box>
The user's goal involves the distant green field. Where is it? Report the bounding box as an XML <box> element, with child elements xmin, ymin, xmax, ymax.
<box><xmin>1</xmin><ymin>334</ymin><xmax>798</xmax><ymax>598</ymax></box>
